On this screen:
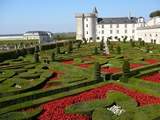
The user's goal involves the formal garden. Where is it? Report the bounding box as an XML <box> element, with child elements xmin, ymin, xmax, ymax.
<box><xmin>0</xmin><ymin>39</ymin><xmax>160</xmax><ymax>120</ymax></box>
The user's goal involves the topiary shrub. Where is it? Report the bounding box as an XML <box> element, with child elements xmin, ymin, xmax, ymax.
<box><xmin>121</xmin><ymin>59</ymin><xmax>130</xmax><ymax>82</ymax></box>
<box><xmin>56</xmin><ymin>46</ymin><xmax>60</xmax><ymax>54</ymax></box>
<box><xmin>100</xmin><ymin>39</ymin><xmax>104</xmax><ymax>51</ymax></box>
<box><xmin>67</xmin><ymin>41</ymin><xmax>73</xmax><ymax>53</ymax></box>
<box><xmin>51</xmin><ymin>52</ymin><xmax>55</xmax><ymax>62</ymax></box>
<box><xmin>35</xmin><ymin>45</ymin><xmax>40</xmax><ymax>53</ymax></box>
<box><xmin>93</xmin><ymin>47</ymin><xmax>98</xmax><ymax>55</ymax></box>
<box><xmin>34</xmin><ymin>53</ymin><xmax>40</xmax><ymax>63</ymax></box>
<box><xmin>116</xmin><ymin>46</ymin><xmax>121</xmax><ymax>54</ymax></box>
<box><xmin>94</xmin><ymin>62</ymin><xmax>102</xmax><ymax>81</ymax></box>
<box><xmin>18</xmin><ymin>72</ymin><xmax>41</xmax><ymax>79</ymax></box>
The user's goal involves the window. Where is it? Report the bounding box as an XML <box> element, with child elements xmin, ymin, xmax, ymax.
<box><xmin>150</xmin><ymin>34</ymin><xmax>152</xmax><ymax>37</ymax></box>
<box><xmin>86</xmin><ymin>31</ymin><xmax>88</xmax><ymax>34</ymax></box>
<box><xmin>86</xmin><ymin>24</ymin><xmax>88</xmax><ymax>27</ymax></box>
<box><xmin>145</xmin><ymin>34</ymin><xmax>147</xmax><ymax>37</ymax></box>
<box><xmin>125</xmin><ymin>30</ymin><xmax>127</xmax><ymax>34</ymax></box>
<box><xmin>117</xmin><ymin>30</ymin><xmax>119</xmax><ymax>34</ymax></box>
<box><xmin>110</xmin><ymin>30</ymin><xmax>112</xmax><ymax>34</ymax></box>
<box><xmin>102</xmin><ymin>30</ymin><xmax>104</xmax><ymax>34</ymax></box>
<box><xmin>102</xmin><ymin>25</ymin><xmax>104</xmax><ymax>28</ymax></box>
<box><xmin>117</xmin><ymin>24</ymin><xmax>119</xmax><ymax>28</ymax></box>
<box><xmin>86</xmin><ymin>18</ymin><xmax>88</xmax><ymax>21</ymax></box>
<box><xmin>125</xmin><ymin>24</ymin><xmax>127</xmax><ymax>28</ymax></box>
<box><xmin>156</xmin><ymin>34</ymin><xmax>158</xmax><ymax>37</ymax></box>
<box><xmin>110</xmin><ymin>24</ymin><xmax>112</xmax><ymax>28</ymax></box>
<box><xmin>132</xmin><ymin>30</ymin><xmax>135</xmax><ymax>33</ymax></box>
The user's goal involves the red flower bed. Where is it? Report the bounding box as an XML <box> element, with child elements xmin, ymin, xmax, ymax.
<box><xmin>141</xmin><ymin>72</ymin><xmax>160</xmax><ymax>83</ymax></box>
<box><xmin>101</xmin><ymin>67</ymin><xmax>121</xmax><ymax>73</ymax></box>
<box><xmin>130</xmin><ymin>63</ymin><xmax>144</xmax><ymax>69</ymax></box>
<box><xmin>38</xmin><ymin>83</ymin><xmax>160</xmax><ymax>120</ymax></box>
<box><xmin>145</xmin><ymin>59</ymin><xmax>159</xmax><ymax>64</ymax></box>
<box><xmin>78</xmin><ymin>63</ymin><xmax>92</xmax><ymax>69</ymax></box>
<box><xmin>61</xmin><ymin>60</ymin><xmax>75</xmax><ymax>64</ymax></box>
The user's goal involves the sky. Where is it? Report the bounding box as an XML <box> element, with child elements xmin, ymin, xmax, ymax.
<box><xmin>0</xmin><ymin>0</ymin><xmax>160</xmax><ymax>34</ymax></box>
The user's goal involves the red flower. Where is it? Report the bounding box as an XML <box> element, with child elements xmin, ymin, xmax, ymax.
<box><xmin>101</xmin><ymin>67</ymin><xmax>121</xmax><ymax>73</ymax></box>
<box><xmin>145</xmin><ymin>59</ymin><xmax>159</xmax><ymax>64</ymax></box>
<box><xmin>38</xmin><ymin>83</ymin><xmax>160</xmax><ymax>120</ymax></box>
<box><xmin>130</xmin><ymin>63</ymin><xmax>144</xmax><ymax>69</ymax></box>
<box><xmin>141</xmin><ymin>72</ymin><xmax>160</xmax><ymax>83</ymax></box>
<box><xmin>78</xmin><ymin>63</ymin><xmax>92</xmax><ymax>69</ymax></box>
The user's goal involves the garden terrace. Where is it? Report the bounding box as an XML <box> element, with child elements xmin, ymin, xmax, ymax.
<box><xmin>0</xmin><ymin>40</ymin><xmax>160</xmax><ymax>119</ymax></box>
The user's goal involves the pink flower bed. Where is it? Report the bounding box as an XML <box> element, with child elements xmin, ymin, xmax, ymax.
<box><xmin>141</xmin><ymin>72</ymin><xmax>160</xmax><ymax>83</ymax></box>
<box><xmin>38</xmin><ymin>83</ymin><xmax>160</xmax><ymax>120</ymax></box>
<box><xmin>145</xmin><ymin>59</ymin><xmax>159</xmax><ymax>64</ymax></box>
<box><xmin>130</xmin><ymin>63</ymin><xmax>144</xmax><ymax>69</ymax></box>
<box><xmin>101</xmin><ymin>67</ymin><xmax>121</xmax><ymax>73</ymax></box>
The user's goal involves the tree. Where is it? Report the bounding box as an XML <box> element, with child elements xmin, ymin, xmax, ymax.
<box><xmin>51</xmin><ymin>52</ymin><xmax>55</xmax><ymax>61</ymax></box>
<box><xmin>94</xmin><ymin>62</ymin><xmax>101</xmax><ymax>81</ymax></box>
<box><xmin>123</xmin><ymin>36</ymin><xmax>127</xmax><ymax>43</ymax></box>
<box><xmin>34</xmin><ymin>53</ymin><xmax>40</xmax><ymax>63</ymax></box>
<box><xmin>100</xmin><ymin>39</ymin><xmax>104</xmax><ymax>51</ymax></box>
<box><xmin>122</xmin><ymin>59</ymin><xmax>130</xmax><ymax>75</ymax></box>
<box><xmin>149</xmin><ymin>10</ymin><xmax>160</xmax><ymax>18</ymax></box>
<box><xmin>35</xmin><ymin>45</ymin><xmax>40</xmax><ymax>53</ymax></box>
<box><xmin>109</xmin><ymin>44</ymin><xmax>114</xmax><ymax>52</ymax></box>
<box><xmin>116</xmin><ymin>46</ymin><xmax>121</xmax><ymax>54</ymax></box>
<box><xmin>67</xmin><ymin>41</ymin><xmax>73</xmax><ymax>53</ymax></box>
<box><xmin>93</xmin><ymin>47</ymin><xmax>98</xmax><ymax>55</ymax></box>
<box><xmin>121</xmin><ymin>59</ymin><xmax>130</xmax><ymax>83</ymax></box>
<box><xmin>130</xmin><ymin>39</ymin><xmax>135</xmax><ymax>47</ymax></box>
<box><xmin>56</xmin><ymin>46</ymin><xmax>60</xmax><ymax>54</ymax></box>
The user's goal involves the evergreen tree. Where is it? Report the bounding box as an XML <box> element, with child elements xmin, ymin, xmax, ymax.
<box><xmin>109</xmin><ymin>44</ymin><xmax>114</xmax><ymax>52</ymax></box>
<box><xmin>116</xmin><ymin>46</ymin><xmax>121</xmax><ymax>54</ymax></box>
<box><xmin>34</xmin><ymin>53</ymin><xmax>40</xmax><ymax>63</ymax></box>
<box><xmin>121</xmin><ymin>59</ymin><xmax>130</xmax><ymax>83</ymax></box>
<box><xmin>94</xmin><ymin>62</ymin><xmax>101</xmax><ymax>81</ymax></box>
<box><xmin>51</xmin><ymin>52</ymin><xmax>55</xmax><ymax>61</ymax></box>
<box><xmin>100</xmin><ymin>39</ymin><xmax>104</xmax><ymax>51</ymax></box>
<box><xmin>35</xmin><ymin>45</ymin><xmax>40</xmax><ymax>53</ymax></box>
<box><xmin>67</xmin><ymin>41</ymin><xmax>73</xmax><ymax>53</ymax></box>
<box><xmin>56</xmin><ymin>46</ymin><xmax>60</xmax><ymax>54</ymax></box>
<box><xmin>122</xmin><ymin>59</ymin><xmax>130</xmax><ymax>75</ymax></box>
<box><xmin>93</xmin><ymin>47</ymin><xmax>98</xmax><ymax>55</ymax></box>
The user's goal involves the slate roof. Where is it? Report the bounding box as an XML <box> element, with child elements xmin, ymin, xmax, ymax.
<box><xmin>98</xmin><ymin>17</ymin><xmax>138</xmax><ymax>24</ymax></box>
<box><xmin>25</xmin><ymin>31</ymin><xmax>50</xmax><ymax>36</ymax></box>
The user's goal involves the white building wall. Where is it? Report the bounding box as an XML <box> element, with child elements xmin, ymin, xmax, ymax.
<box><xmin>84</xmin><ymin>13</ymin><xmax>97</xmax><ymax>42</ymax></box>
<box><xmin>96</xmin><ymin>23</ymin><xmax>137</xmax><ymax>42</ymax></box>
<box><xmin>75</xmin><ymin>14</ymin><xmax>84</xmax><ymax>40</ymax></box>
<box><xmin>0</xmin><ymin>36</ymin><xmax>23</xmax><ymax>40</ymax></box>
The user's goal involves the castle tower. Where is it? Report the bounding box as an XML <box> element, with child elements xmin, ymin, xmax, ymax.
<box><xmin>75</xmin><ymin>7</ymin><xmax>98</xmax><ymax>42</ymax></box>
<box><xmin>84</xmin><ymin>13</ymin><xmax>97</xmax><ymax>42</ymax></box>
<box><xmin>75</xmin><ymin>13</ymin><xmax>85</xmax><ymax>40</ymax></box>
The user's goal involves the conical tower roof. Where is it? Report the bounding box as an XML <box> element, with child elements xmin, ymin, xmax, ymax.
<box><xmin>93</xmin><ymin>7</ymin><xmax>98</xmax><ymax>14</ymax></box>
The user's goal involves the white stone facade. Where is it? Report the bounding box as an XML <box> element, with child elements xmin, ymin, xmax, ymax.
<box><xmin>76</xmin><ymin>8</ymin><xmax>160</xmax><ymax>44</ymax></box>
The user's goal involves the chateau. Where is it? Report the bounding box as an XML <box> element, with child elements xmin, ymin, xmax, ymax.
<box><xmin>75</xmin><ymin>7</ymin><xmax>160</xmax><ymax>44</ymax></box>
